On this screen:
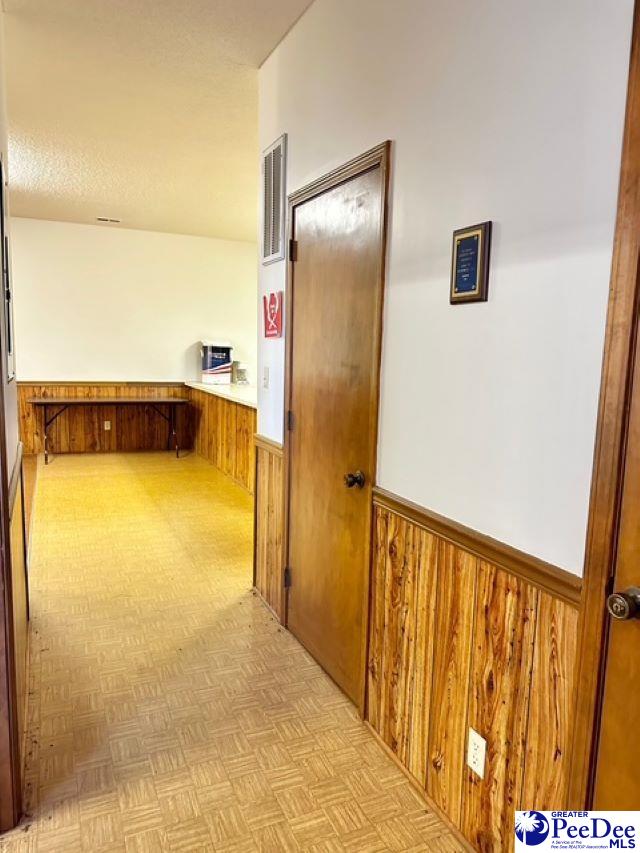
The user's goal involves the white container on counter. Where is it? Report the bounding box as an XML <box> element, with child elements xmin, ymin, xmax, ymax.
<box><xmin>200</xmin><ymin>340</ymin><xmax>233</xmax><ymax>385</ymax></box>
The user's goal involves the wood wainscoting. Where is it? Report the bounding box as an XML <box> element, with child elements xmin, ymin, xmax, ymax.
<box><xmin>367</xmin><ymin>488</ymin><xmax>581</xmax><ymax>852</ymax></box>
<box><xmin>189</xmin><ymin>388</ymin><xmax>256</xmax><ymax>494</ymax></box>
<box><xmin>18</xmin><ymin>382</ymin><xmax>190</xmax><ymax>455</ymax></box>
<box><xmin>22</xmin><ymin>453</ymin><xmax>37</xmax><ymax>551</ymax></box>
<box><xmin>253</xmin><ymin>435</ymin><xmax>284</xmax><ymax>619</ymax></box>
<box><xmin>8</xmin><ymin>445</ymin><xmax>29</xmax><ymax>787</ymax></box>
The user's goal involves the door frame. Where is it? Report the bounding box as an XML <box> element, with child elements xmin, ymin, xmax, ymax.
<box><xmin>281</xmin><ymin>141</ymin><xmax>391</xmax><ymax>715</ymax></box>
<box><xmin>568</xmin><ymin>0</ymin><xmax>640</xmax><ymax>806</ymax></box>
<box><xmin>0</xmin><ymin>152</ymin><xmax>22</xmax><ymax>831</ymax></box>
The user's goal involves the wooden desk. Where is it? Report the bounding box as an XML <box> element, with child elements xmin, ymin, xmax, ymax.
<box><xmin>27</xmin><ymin>397</ymin><xmax>188</xmax><ymax>464</ymax></box>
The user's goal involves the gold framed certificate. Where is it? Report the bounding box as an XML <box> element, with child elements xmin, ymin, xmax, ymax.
<box><xmin>450</xmin><ymin>221</ymin><xmax>492</xmax><ymax>304</ymax></box>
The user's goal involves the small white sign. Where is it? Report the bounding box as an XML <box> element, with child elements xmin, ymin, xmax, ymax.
<box><xmin>515</xmin><ymin>811</ymin><xmax>639</xmax><ymax>850</ymax></box>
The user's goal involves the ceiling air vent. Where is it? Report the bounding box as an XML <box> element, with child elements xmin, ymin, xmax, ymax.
<box><xmin>96</xmin><ymin>216</ymin><xmax>121</xmax><ymax>224</ymax></box>
<box><xmin>262</xmin><ymin>134</ymin><xmax>287</xmax><ymax>265</ymax></box>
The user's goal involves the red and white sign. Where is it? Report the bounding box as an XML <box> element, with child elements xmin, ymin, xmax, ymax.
<box><xmin>263</xmin><ymin>291</ymin><xmax>283</xmax><ymax>338</ymax></box>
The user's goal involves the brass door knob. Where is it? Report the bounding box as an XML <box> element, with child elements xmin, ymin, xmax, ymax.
<box><xmin>606</xmin><ymin>587</ymin><xmax>640</xmax><ymax>621</ymax></box>
<box><xmin>344</xmin><ymin>470</ymin><xmax>366</xmax><ymax>489</ymax></box>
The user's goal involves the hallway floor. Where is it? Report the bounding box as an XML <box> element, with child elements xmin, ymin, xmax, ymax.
<box><xmin>0</xmin><ymin>453</ymin><xmax>462</xmax><ymax>853</ymax></box>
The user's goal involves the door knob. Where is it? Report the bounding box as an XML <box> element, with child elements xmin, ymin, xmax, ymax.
<box><xmin>606</xmin><ymin>587</ymin><xmax>640</xmax><ymax>621</ymax></box>
<box><xmin>344</xmin><ymin>470</ymin><xmax>366</xmax><ymax>489</ymax></box>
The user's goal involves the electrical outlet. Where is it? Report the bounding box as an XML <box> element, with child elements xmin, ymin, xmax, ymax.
<box><xmin>104</xmin><ymin>420</ymin><xmax>111</xmax><ymax>431</ymax></box>
<box><xmin>467</xmin><ymin>727</ymin><xmax>486</xmax><ymax>779</ymax></box>
<box><xmin>263</xmin><ymin>366</ymin><xmax>270</xmax><ymax>389</ymax></box>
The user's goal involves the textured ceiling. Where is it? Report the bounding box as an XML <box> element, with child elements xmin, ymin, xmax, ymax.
<box><xmin>3</xmin><ymin>0</ymin><xmax>312</xmax><ymax>240</ymax></box>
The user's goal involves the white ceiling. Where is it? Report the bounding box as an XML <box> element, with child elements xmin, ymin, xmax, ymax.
<box><xmin>3</xmin><ymin>0</ymin><xmax>312</xmax><ymax>241</ymax></box>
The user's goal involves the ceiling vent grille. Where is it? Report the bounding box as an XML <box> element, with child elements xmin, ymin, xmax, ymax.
<box><xmin>262</xmin><ymin>134</ymin><xmax>287</xmax><ymax>265</ymax></box>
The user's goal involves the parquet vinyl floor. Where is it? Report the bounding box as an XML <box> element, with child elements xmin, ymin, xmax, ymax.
<box><xmin>0</xmin><ymin>453</ymin><xmax>462</xmax><ymax>852</ymax></box>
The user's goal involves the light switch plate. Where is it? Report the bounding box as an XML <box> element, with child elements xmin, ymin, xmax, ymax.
<box><xmin>104</xmin><ymin>420</ymin><xmax>111</xmax><ymax>431</ymax></box>
<box><xmin>467</xmin><ymin>727</ymin><xmax>486</xmax><ymax>779</ymax></box>
<box><xmin>263</xmin><ymin>366</ymin><xmax>270</xmax><ymax>389</ymax></box>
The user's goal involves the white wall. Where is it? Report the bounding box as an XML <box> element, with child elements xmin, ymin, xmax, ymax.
<box><xmin>12</xmin><ymin>218</ymin><xmax>257</xmax><ymax>383</ymax></box>
<box><xmin>258</xmin><ymin>0</ymin><xmax>635</xmax><ymax>574</ymax></box>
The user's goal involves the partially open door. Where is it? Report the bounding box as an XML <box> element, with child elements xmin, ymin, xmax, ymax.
<box><xmin>593</xmin><ymin>315</ymin><xmax>640</xmax><ymax>807</ymax></box>
<box><xmin>572</xmin><ymin>0</ymin><xmax>640</xmax><ymax>809</ymax></box>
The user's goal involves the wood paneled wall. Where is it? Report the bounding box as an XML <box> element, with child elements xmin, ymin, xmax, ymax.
<box><xmin>367</xmin><ymin>498</ymin><xmax>579</xmax><ymax>852</ymax></box>
<box><xmin>253</xmin><ymin>436</ymin><xmax>284</xmax><ymax>619</ymax></box>
<box><xmin>18</xmin><ymin>382</ymin><xmax>190</xmax><ymax>455</ymax></box>
<box><xmin>18</xmin><ymin>383</ymin><xmax>257</xmax><ymax>494</ymax></box>
<box><xmin>190</xmin><ymin>388</ymin><xmax>256</xmax><ymax>494</ymax></box>
<box><xmin>22</xmin><ymin>454</ymin><xmax>37</xmax><ymax>551</ymax></box>
<box><xmin>9</xmin><ymin>448</ymin><xmax>28</xmax><ymax>783</ymax></box>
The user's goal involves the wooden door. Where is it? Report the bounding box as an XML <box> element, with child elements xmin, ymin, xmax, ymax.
<box><xmin>593</xmin><ymin>324</ymin><xmax>640</xmax><ymax>808</ymax></box>
<box><xmin>579</xmin><ymin>2</ymin><xmax>640</xmax><ymax>809</ymax></box>
<box><xmin>285</xmin><ymin>145</ymin><xmax>388</xmax><ymax>706</ymax></box>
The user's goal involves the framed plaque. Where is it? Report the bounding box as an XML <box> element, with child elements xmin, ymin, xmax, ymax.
<box><xmin>450</xmin><ymin>221</ymin><xmax>492</xmax><ymax>304</ymax></box>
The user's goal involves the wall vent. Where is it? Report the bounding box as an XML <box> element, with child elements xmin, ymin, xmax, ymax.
<box><xmin>262</xmin><ymin>134</ymin><xmax>287</xmax><ymax>265</ymax></box>
<box><xmin>96</xmin><ymin>216</ymin><xmax>121</xmax><ymax>224</ymax></box>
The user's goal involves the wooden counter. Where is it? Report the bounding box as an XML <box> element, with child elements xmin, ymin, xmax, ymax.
<box><xmin>17</xmin><ymin>381</ymin><xmax>257</xmax><ymax>494</ymax></box>
<box><xmin>189</xmin><ymin>385</ymin><xmax>256</xmax><ymax>493</ymax></box>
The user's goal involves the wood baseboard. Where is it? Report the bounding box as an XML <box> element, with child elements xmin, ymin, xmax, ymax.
<box><xmin>251</xmin><ymin>586</ymin><xmax>280</xmax><ymax>621</ymax></box>
<box><xmin>373</xmin><ymin>486</ymin><xmax>581</xmax><ymax>606</ymax></box>
<box><xmin>364</xmin><ymin>722</ymin><xmax>475</xmax><ymax>852</ymax></box>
